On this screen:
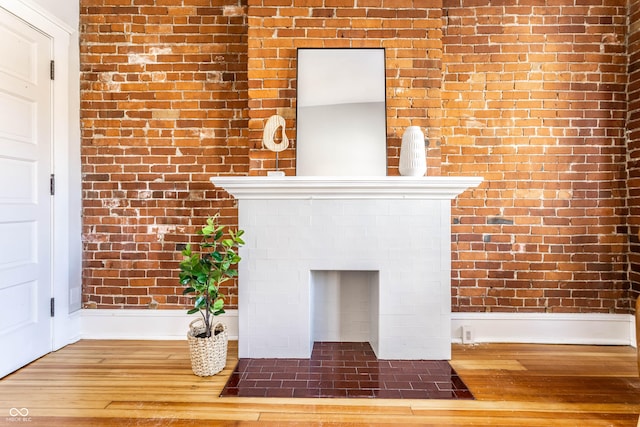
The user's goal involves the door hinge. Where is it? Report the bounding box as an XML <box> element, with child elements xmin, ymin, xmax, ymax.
<box><xmin>50</xmin><ymin>60</ymin><xmax>54</xmax><ymax>80</ymax></box>
<box><xmin>50</xmin><ymin>298</ymin><xmax>55</xmax><ymax>317</ymax></box>
<box><xmin>50</xmin><ymin>174</ymin><xmax>55</xmax><ymax>196</ymax></box>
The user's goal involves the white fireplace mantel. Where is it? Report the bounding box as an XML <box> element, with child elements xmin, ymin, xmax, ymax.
<box><xmin>210</xmin><ymin>176</ymin><xmax>483</xmax><ymax>200</ymax></box>
<box><xmin>211</xmin><ymin>175</ymin><xmax>483</xmax><ymax>360</ymax></box>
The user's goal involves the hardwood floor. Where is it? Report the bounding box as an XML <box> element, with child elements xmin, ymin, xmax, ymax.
<box><xmin>1</xmin><ymin>340</ymin><xmax>640</xmax><ymax>426</ymax></box>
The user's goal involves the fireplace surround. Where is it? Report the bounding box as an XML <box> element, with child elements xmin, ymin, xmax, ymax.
<box><xmin>212</xmin><ymin>176</ymin><xmax>482</xmax><ymax>360</ymax></box>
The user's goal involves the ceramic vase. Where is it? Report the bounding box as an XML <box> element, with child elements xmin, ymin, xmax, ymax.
<box><xmin>399</xmin><ymin>126</ymin><xmax>427</xmax><ymax>176</ymax></box>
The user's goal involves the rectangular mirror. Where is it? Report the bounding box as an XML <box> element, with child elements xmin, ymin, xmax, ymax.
<box><xmin>296</xmin><ymin>48</ymin><xmax>387</xmax><ymax>176</ymax></box>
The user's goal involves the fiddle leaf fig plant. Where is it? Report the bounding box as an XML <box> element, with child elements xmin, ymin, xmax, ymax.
<box><xmin>179</xmin><ymin>215</ymin><xmax>245</xmax><ymax>338</ymax></box>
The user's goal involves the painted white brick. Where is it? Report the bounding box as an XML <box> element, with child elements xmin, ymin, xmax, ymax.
<box><xmin>235</xmin><ymin>196</ymin><xmax>455</xmax><ymax>359</ymax></box>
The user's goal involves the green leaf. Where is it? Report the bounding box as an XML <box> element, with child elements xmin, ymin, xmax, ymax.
<box><xmin>194</xmin><ymin>295</ymin><xmax>206</xmax><ymax>309</ymax></box>
<box><xmin>181</xmin><ymin>244</ymin><xmax>192</xmax><ymax>256</ymax></box>
<box><xmin>178</xmin><ymin>215</ymin><xmax>244</xmax><ymax>317</ymax></box>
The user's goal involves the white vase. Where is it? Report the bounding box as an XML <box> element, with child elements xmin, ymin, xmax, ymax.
<box><xmin>399</xmin><ymin>126</ymin><xmax>427</xmax><ymax>176</ymax></box>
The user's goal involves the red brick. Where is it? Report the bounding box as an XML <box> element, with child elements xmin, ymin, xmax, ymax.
<box><xmin>81</xmin><ymin>0</ymin><xmax>633</xmax><ymax>314</ymax></box>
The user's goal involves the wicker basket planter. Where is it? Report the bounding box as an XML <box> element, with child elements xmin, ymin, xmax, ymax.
<box><xmin>187</xmin><ymin>319</ymin><xmax>228</xmax><ymax>377</ymax></box>
<box><xmin>179</xmin><ymin>216</ymin><xmax>243</xmax><ymax>377</ymax></box>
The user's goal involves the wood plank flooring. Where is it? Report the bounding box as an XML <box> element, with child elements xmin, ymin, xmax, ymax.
<box><xmin>1</xmin><ymin>340</ymin><xmax>640</xmax><ymax>426</ymax></box>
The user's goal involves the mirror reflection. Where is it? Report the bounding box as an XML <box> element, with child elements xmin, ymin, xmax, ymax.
<box><xmin>296</xmin><ymin>48</ymin><xmax>387</xmax><ymax>176</ymax></box>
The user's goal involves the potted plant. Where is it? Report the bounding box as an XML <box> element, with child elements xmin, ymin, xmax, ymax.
<box><xmin>179</xmin><ymin>215</ymin><xmax>244</xmax><ymax>376</ymax></box>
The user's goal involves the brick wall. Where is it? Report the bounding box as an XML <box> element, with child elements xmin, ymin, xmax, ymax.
<box><xmin>444</xmin><ymin>0</ymin><xmax>629</xmax><ymax>313</ymax></box>
<box><xmin>80</xmin><ymin>0</ymin><xmax>248</xmax><ymax>309</ymax></box>
<box><xmin>246</xmin><ymin>0</ymin><xmax>444</xmax><ymax>176</ymax></box>
<box><xmin>629</xmin><ymin>0</ymin><xmax>640</xmax><ymax>298</ymax></box>
<box><xmin>80</xmin><ymin>0</ymin><xmax>636</xmax><ymax>314</ymax></box>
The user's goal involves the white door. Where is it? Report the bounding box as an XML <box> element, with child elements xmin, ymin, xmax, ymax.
<box><xmin>0</xmin><ymin>7</ymin><xmax>53</xmax><ymax>378</ymax></box>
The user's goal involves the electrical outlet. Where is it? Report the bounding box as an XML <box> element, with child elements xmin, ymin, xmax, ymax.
<box><xmin>461</xmin><ymin>325</ymin><xmax>474</xmax><ymax>344</ymax></box>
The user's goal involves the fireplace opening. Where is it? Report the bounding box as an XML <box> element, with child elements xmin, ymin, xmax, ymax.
<box><xmin>310</xmin><ymin>270</ymin><xmax>380</xmax><ymax>357</ymax></box>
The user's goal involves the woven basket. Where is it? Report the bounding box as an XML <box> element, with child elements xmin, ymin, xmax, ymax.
<box><xmin>187</xmin><ymin>319</ymin><xmax>228</xmax><ymax>377</ymax></box>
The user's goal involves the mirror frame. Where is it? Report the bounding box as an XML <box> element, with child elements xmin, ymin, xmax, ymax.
<box><xmin>295</xmin><ymin>48</ymin><xmax>387</xmax><ymax>176</ymax></box>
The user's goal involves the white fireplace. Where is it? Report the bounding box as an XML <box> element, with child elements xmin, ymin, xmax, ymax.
<box><xmin>211</xmin><ymin>176</ymin><xmax>482</xmax><ymax>360</ymax></box>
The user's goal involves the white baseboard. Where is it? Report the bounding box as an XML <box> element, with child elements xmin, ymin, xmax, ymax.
<box><xmin>80</xmin><ymin>309</ymin><xmax>239</xmax><ymax>340</ymax></box>
<box><xmin>452</xmin><ymin>312</ymin><xmax>636</xmax><ymax>347</ymax></box>
<box><xmin>79</xmin><ymin>309</ymin><xmax>635</xmax><ymax>347</ymax></box>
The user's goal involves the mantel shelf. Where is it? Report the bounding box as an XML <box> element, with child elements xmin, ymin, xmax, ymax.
<box><xmin>211</xmin><ymin>176</ymin><xmax>484</xmax><ymax>200</ymax></box>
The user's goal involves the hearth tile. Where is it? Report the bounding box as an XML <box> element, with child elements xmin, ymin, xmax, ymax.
<box><xmin>320</xmin><ymin>388</ymin><xmax>347</xmax><ymax>397</ymax></box>
<box><xmin>254</xmin><ymin>380</ymin><xmax>282</xmax><ymax>388</ymax></box>
<box><xmin>223</xmin><ymin>387</ymin><xmax>240</xmax><ymax>396</ymax></box>
<box><xmin>384</xmin><ymin>381</ymin><xmax>412</xmax><ymax>389</ymax></box>
<box><xmin>225</xmin><ymin>373</ymin><xmax>241</xmax><ymax>388</ymax></box>
<box><xmin>265</xmin><ymin>388</ymin><xmax>294</xmax><ymax>398</ymax></box>
<box><xmin>334</xmin><ymin>380</ymin><xmax>359</xmax><ymax>389</ymax></box>
<box><xmin>307</xmin><ymin>366</ymin><xmax>327</xmax><ymax>375</ymax></box>
<box><xmin>318</xmin><ymin>373</ymin><xmax>346</xmax><ymax>382</ymax></box>
<box><xmin>272</xmin><ymin>372</ymin><xmax>297</xmax><ymax>380</ymax></box>
<box><xmin>347</xmin><ymin>389</ymin><xmax>375</xmax><ymax>398</ymax></box>
<box><xmin>435</xmin><ymin>381</ymin><xmax>455</xmax><ymax>391</ymax></box>
<box><xmin>312</xmin><ymin>380</ymin><xmax>334</xmax><ymax>388</ymax></box>
<box><xmin>334</xmin><ymin>367</ymin><xmax>358</xmax><ymax>375</ymax></box>
<box><xmin>455</xmin><ymin>389</ymin><xmax>474</xmax><ymax>399</ymax></box>
<box><xmin>388</xmin><ymin>361</ymin><xmax>414</xmax><ymax>369</ymax></box>
<box><xmin>400</xmin><ymin>389</ymin><xmax>432</xmax><ymax>399</ymax></box>
<box><xmin>220</xmin><ymin>342</ymin><xmax>474</xmax><ymax>400</ymax></box>
<box><xmin>430</xmin><ymin>391</ymin><xmax>458</xmax><ymax>399</ymax></box>
<box><xmin>237</xmin><ymin>380</ymin><xmax>257</xmax><ymax>388</ymax></box>
<box><xmin>374</xmin><ymin>389</ymin><xmax>402</xmax><ymax>398</ymax></box>
<box><xmin>294</xmin><ymin>372</ymin><xmax>322</xmax><ymax>381</ymax></box>
<box><xmin>337</xmin><ymin>353</ymin><xmax>357</xmax><ymax>361</ymax></box>
<box><xmin>378</xmin><ymin>374</ymin><xmax>398</xmax><ymax>382</ymax></box>
<box><xmin>313</xmin><ymin>354</ymin><xmax>333</xmax><ymax>361</ymax></box>
<box><xmin>236</xmin><ymin>360</ymin><xmax>250</xmax><ymax>370</ymax></box>
<box><xmin>293</xmin><ymin>388</ymin><xmax>321</xmax><ymax>398</ymax></box>
<box><xmin>358</xmin><ymin>380</ymin><xmax>380</xmax><ymax>389</ymax></box>
<box><xmin>282</xmin><ymin>380</ymin><xmax>311</xmax><ymax>388</ymax></box>
<box><xmin>245</xmin><ymin>372</ymin><xmax>272</xmax><ymax>380</ymax></box>
<box><xmin>321</xmin><ymin>360</ymin><xmax>347</xmax><ymax>368</ymax></box>
<box><xmin>240</xmin><ymin>388</ymin><xmax>267</xmax><ymax>397</ymax></box>
<box><xmin>340</xmin><ymin>374</ymin><xmax>361</xmax><ymax>383</ymax></box>
<box><xmin>251</xmin><ymin>359</ymin><xmax>278</xmax><ymax>367</ymax></box>
<box><xmin>451</xmin><ymin>375</ymin><xmax>467</xmax><ymax>389</ymax></box>
<box><xmin>411</xmin><ymin>381</ymin><xmax>438</xmax><ymax>391</ymax></box>
<box><xmin>275</xmin><ymin>360</ymin><xmax>301</xmax><ymax>367</ymax></box>
<box><xmin>395</xmin><ymin>374</ymin><xmax>425</xmax><ymax>382</ymax></box>
<box><xmin>370</xmin><ymin>360</ymin><xmax>391</xmax><ymax>368</ymax></box>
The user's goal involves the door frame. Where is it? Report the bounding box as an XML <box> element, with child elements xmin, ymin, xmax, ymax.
<box><xmin>0</xmin><ymin>0</ymin><xmax>81</xmax><ymax>351</ymax></box>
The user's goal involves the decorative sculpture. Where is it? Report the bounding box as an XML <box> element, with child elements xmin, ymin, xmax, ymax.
<box><xmin>262</xmin><ymin>115</ymin><xmax>289</xmax><ymax>174</ymax></box>
<box><xmin>399</xmin><ymin>126</ymin><xmax>427</xmax><ymax>177</ymax></box>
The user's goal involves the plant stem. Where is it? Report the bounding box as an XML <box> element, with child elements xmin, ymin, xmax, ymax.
<box><xmin>204</xmin><ymin>286</ymin><xmax>211</xmax><ymax>337</ymax></box>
